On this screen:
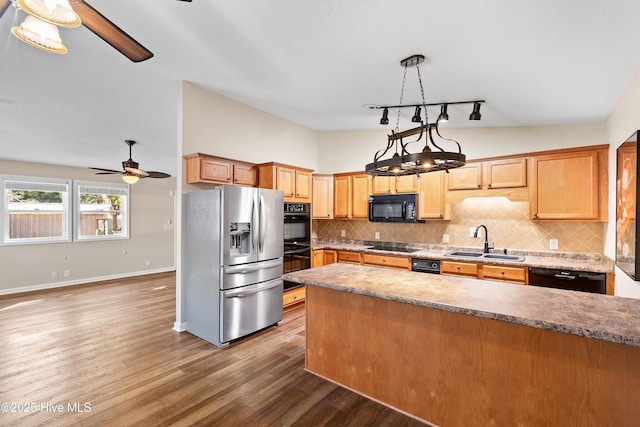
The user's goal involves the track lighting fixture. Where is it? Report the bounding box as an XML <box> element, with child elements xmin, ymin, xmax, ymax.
<box><xmin>470</xmin><ymin>102</ymin><xmax>482</xmax><ymax>120</ymax></box>
<box><xmin>437</xmin><ymin>104</ymin><xmax>449</xmax><ymax>123</ymax></box>
<box><xmin>366</xmin><ymin>54</ymin><xmax>485</xmax><ymax>176</ymax></box>
<box><xmin>411</xmin><ymin>106</ymin><xmax>422</xmax><ymax>123</ymax></box>
<box><xmin>379</xmin><ymin>108</ymin><xmax>389</xmax><ymax>125</ymax></box>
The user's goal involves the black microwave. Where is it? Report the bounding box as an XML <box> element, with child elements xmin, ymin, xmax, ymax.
<box><xmin>368</xmin><ymin>194</ymin><xmax>423</xmax><ymax>223</ymax></box>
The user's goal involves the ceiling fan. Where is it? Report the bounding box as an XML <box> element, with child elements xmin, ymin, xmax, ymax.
<box><xmin>91</xmin><ymin>140</ymin><xmax>171</xmax><ymax>184</ymax></box>
<box><xmin>0</xmin><ymin>0</ymin><xmax>192</xmax><ymax>62</ymax></box>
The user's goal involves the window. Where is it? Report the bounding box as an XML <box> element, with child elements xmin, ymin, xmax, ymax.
<box><xmin>1</xmin><ymin>175</ymin><xmax>72</xmax><ymax>245</ymax></box>
<box><xmin>74</xmin><ymin>181</ymin><xmax>130</xmax><ymax>241</ymax></box>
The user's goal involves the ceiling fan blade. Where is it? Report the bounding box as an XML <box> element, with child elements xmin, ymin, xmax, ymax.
<box><xmin>90</xmin><ymin>167</ymin><xmax>124</xmax><ymax>174</ymax></box>
<box><xmin>0</xmin><ymin>0</ymin><xmax>10</xmax><ymax>19</ymax></box>
<box><xmin>71</xmin><ymin>1</ymin><xmax>154</xmax><ymax>63</ymax></box>
<box><xmin>124</xmin><ymin>167</ymin><xmax>149</xmax><ymax>177</ymax></box>
<box><xmin>145</xmin><ymin>171</ymin><xmax>172</xmax><ymax>179</ymax></box>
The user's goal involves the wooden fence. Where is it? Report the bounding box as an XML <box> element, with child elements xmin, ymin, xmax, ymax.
<box><xmin>9</xmin><ymin>213</ymin><xmax>112</xmax><ymax>238</ymax></box>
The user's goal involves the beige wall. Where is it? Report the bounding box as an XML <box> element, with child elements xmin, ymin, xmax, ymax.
<box><xmin>605</xmin><ymin>69</ymin><xmax>640</xmax><ymax>298</ymax></box>
<box><xmin>0</xmin><ymin>160</ymin><xmax>176</xmax><ymax>294</ymax></box>
<box><xmin>181</xmin><ymin>81</ymin><xmax>319</xmax><ymax>174</ymax></box>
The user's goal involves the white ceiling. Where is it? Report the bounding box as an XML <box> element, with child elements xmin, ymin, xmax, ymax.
<box><xmin>1</xmin><ymin>0</ymin><xmax>640</xmax><ymax>177</ymax></box>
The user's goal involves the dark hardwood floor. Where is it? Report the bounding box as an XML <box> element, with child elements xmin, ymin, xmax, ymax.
<box><xmin>0</xmin><ymin>272</ymin><xmax>427</xmax><ymax>426</ymax></box>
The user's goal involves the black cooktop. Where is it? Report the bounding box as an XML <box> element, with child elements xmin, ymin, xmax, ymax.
<box><xmin>367</xmin><ymin>244</ymin><xmax>419</xmax><ymax>253</ymax></box>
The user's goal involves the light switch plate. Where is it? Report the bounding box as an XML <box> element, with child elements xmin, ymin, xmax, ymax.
<box><xmin>550</xmin><ymin>239</ymin><xmax>558</xmax><ymax>250</ymax></box>
<box><xmin>374</xmin><ymin>231</ymin><xmax>380</xmax><ymax>240</ymax></box>
<box><xmin>341</xmin><ymin>229</ymin><xmax>346</xmax><ymax>237</ymax></box>
<box><xmin>470</xmin><ymin>227</ymin><xmax>476</xmax><ymax>237</ymax></box>
<box><xmin>443</xmin><ymin>234</ymin><xmax>450</xmax><ymax>243</ymax></box>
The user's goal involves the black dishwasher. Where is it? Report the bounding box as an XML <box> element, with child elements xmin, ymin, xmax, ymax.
<box><xmin>528</xmin><ymin>267</ymin><xmax>606</xmax><ymax>294</ymax></box>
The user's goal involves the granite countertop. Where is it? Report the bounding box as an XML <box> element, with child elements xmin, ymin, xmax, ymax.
<box><xmin>284</xmin><ymin>263</ymin><xmax>640</xmax><ymax>347</ymax></box>
<box><xmin>312</xmin><ymin>240</ymin><xmax>614</xmax><ymax>273</ymax></box>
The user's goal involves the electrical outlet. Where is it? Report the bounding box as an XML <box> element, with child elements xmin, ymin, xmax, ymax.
<box><xmin>51</xmin><ymin>272</ymin><xmax>58</xmax><ymax>279</ymax></box>
<box><xmin>374</xmin><ymin>231</ymin><xmax>380</xmax><ymax>240</ymax></box>
<box><xmin>63</xmin><ymin>270</ymin><xmax>70</xmax><ymax>277</ymax></box>
<box><xmin>340</xmin><ymin>230</ymin><xmax>346</xmax><ymax>237</ymax></box>
<box><xmin>443</xmin><ymin>234</ymin><xmax>450</xmax><ymax>243</ymax></box>
<box><xmin>550</xmin><ymin>239</ymin><xmax>559</xmax><ymax>250</ymax></box>
<box><xmin>470</xmin><ymin>227</ymin><xmax>477</xmax><ymax>237</ymax></box>
<box><xmin>145</xmin><ymin>260</ymin><xmax>151</xmax><ymax>267</ymax></box>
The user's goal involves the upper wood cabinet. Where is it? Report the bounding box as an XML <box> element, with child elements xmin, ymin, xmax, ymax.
<box><xmin>334</xmin><ymin>172</ymin><xmax>369</xmax><ymax>219</ymax></box>
<box><xmin>418</xmin><ymin>171</ymin><xmax>448</xmax><ymax>220</ymax></box>
<box><xmin>448</xmin><ymin>159</ymin><xmax>527</xmax><ymax>191</ymax></box>
<box><xmin>257</xmin><ymin>162</ymin><xmax>313</xmax><ymax>203</ymax></box>
<box><xmin>530</xmin><ymin>148</ymin><xmax>607</xmax><ymax>221</ymax></box>
<box><xmin>184</xmin><ymin>153</ymin><xmax>257</xmax><ymax>186</ymax></box>
<box><xmin>371</xmin><ymin>175</ymin><xmax>418</xmax><ymax>194</ymax></box>
<box><xmin>448</xmin><ymin>163</ymin><xmax>483</xmax><ymax>190</ymax></box>
<box><xmin>485</xmin><ymin>158</ymin><xmax>527</xmax><ymax>189</ymax></box>
<box><xmin>312</xmin><ymin>174</ymin><xmax>334</xmax><ymax>219</ymax></box>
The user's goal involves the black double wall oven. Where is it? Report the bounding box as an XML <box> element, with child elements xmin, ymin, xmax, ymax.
<box><xmin>283</xmin><ymin>202</ymin><xmax>311</xmax><ymax>290</ymax></box>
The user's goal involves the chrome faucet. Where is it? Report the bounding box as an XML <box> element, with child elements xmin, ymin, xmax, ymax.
<box><xmin>473</xmin><ymin>224</ymin><xmax>494</xmax><ymax>253</ymax></box>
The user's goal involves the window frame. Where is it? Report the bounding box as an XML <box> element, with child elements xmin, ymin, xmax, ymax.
<box><xmin>73</xmin><ymin>180</ymin><xmax>130</xmax><ymax>242</ymax></box>
<box><xmin>1</xmin><ymin>175</ymin><xmax>72</xmax><ymax>245</ymax></box>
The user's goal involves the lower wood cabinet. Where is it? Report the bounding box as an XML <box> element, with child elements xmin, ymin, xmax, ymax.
<box><xmin>442</xmin><ymin>260</ymin><xmax>528</xmax><ymax>284</ymax></box>
<box><xmin>441</xmin><ymin>260</ymin><xmax>479</xmax><ymax>277</ymax></box>
<box><xmin>283</xmin><ymin>286</ymin><xmax>305</xmax><ymax>309</ymax></box>
<box><xmin>481</xmin><ymin>264</ymin><xmax>527</xmax><ymax>284</ymax></box>
<box><xmin>337</xmin><ymin>250</ymin><xmax>362</xmax><ymax>264</ymax></box>
<box><xmin>362</xmin><ymin>253</ymin><xmax>410</xmax><ymax>270</ymax></box>
<box><xmin>312</xmin><ymin>249</ymin><xmax>337</xmax><ymax>267</ymax></box>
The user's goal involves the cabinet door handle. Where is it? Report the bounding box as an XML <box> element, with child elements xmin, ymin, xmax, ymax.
<box><xmin>488</xmin><ymin>183</ymin><xmax>492</xmax><ymax>188</ymax></box>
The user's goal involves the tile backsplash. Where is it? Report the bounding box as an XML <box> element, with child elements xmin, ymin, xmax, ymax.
<box><xmin>313</xmin><ymin>197</ymin><xmax>605</xmax><ymax>253</ymax></box>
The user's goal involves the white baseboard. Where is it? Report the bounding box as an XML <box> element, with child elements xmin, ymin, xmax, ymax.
<box><xmin>173</xmin><ymin>322</ymin><xmax>187</xmax><ymax>332</ymax></box>
<box><xmin>0</xmin><ymin>267</ymin><xmax>176</xmax><ymax>296</ymax></box>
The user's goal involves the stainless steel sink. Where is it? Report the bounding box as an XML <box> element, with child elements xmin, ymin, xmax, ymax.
<box><xmin>446</xmin><ymin>251</ymin><xmax>484</xmax><ymax>257</ymax></box>
<box><xmin>445</xmin><ymin>251</ymin><xmax>525</xmax><ymax>262</ymax></box>
<box><xmin>483</xmin><ymin>254</ymin><xmax>525</xmax><ymax>261</ymax></box>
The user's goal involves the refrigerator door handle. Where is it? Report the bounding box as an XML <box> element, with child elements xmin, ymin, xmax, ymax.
<box><xmin>251</xmin><ymin>198</ymin><xmax>257</xmax><ymax>252</ymax></box>
<box><xmin>259</xmin><ymin>195</ymin><xmax>266</xmax><ymax>252</ymax></box>
<box><xmin>224</xmin><ymin>279</ymin><xmax>283</xmax><ymax>298</ymax></box>
<box><xmin>224</xmin><ymin>259</ymin><xmax>283</xmax><ymax>275</ymax></box>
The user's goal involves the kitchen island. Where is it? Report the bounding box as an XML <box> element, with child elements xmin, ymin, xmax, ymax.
<box><xmin>284</xmin><ymin>263</ymin><xmax>640</xmax><ymax>426</ymax></box>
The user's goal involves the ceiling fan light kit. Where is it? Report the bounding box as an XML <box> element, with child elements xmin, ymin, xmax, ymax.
<box><xmin>365</xmin><ymin>54</ymin><xmax>485</xmax><ymax>177</ymax></box>
<box><xmin>11</xmin><ymin>14</ymin><xmax>67</xmax><ymax>53</ymax></box>
<box><xmin>17</xmin><ymin>0</ymin><xmax>81</xmax><ymax>27</ymax></box>
<box><xmin>10</xmin><ymin>0</ymin><xmax>79</xmax><ymax>54</ymax></box>
<box><xmin>122</xmin><ymin>173</ymin><xmax>140</xmax><ymax>185</ymax></box>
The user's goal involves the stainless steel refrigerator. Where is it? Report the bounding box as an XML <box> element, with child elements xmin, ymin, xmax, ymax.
<box><xmin>183</xmin><ymin>185</ymin><xmax>284</xmax><ymax>347</ymax></box>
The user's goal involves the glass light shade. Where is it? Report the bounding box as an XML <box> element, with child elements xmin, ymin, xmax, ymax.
<box><xmin>17</xmin><ymin>0</ymin><xmax>81</xmax><ymax>28</ymax></box>
<box><xmin>11</xmin><ymin>15</ymin><xmax>68</xmax><ymax>54</ymax></box>
<box><xmin>122</xmin><ymin>174</ymin><xmax>139</xmax><ymax>184</ymax></box>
